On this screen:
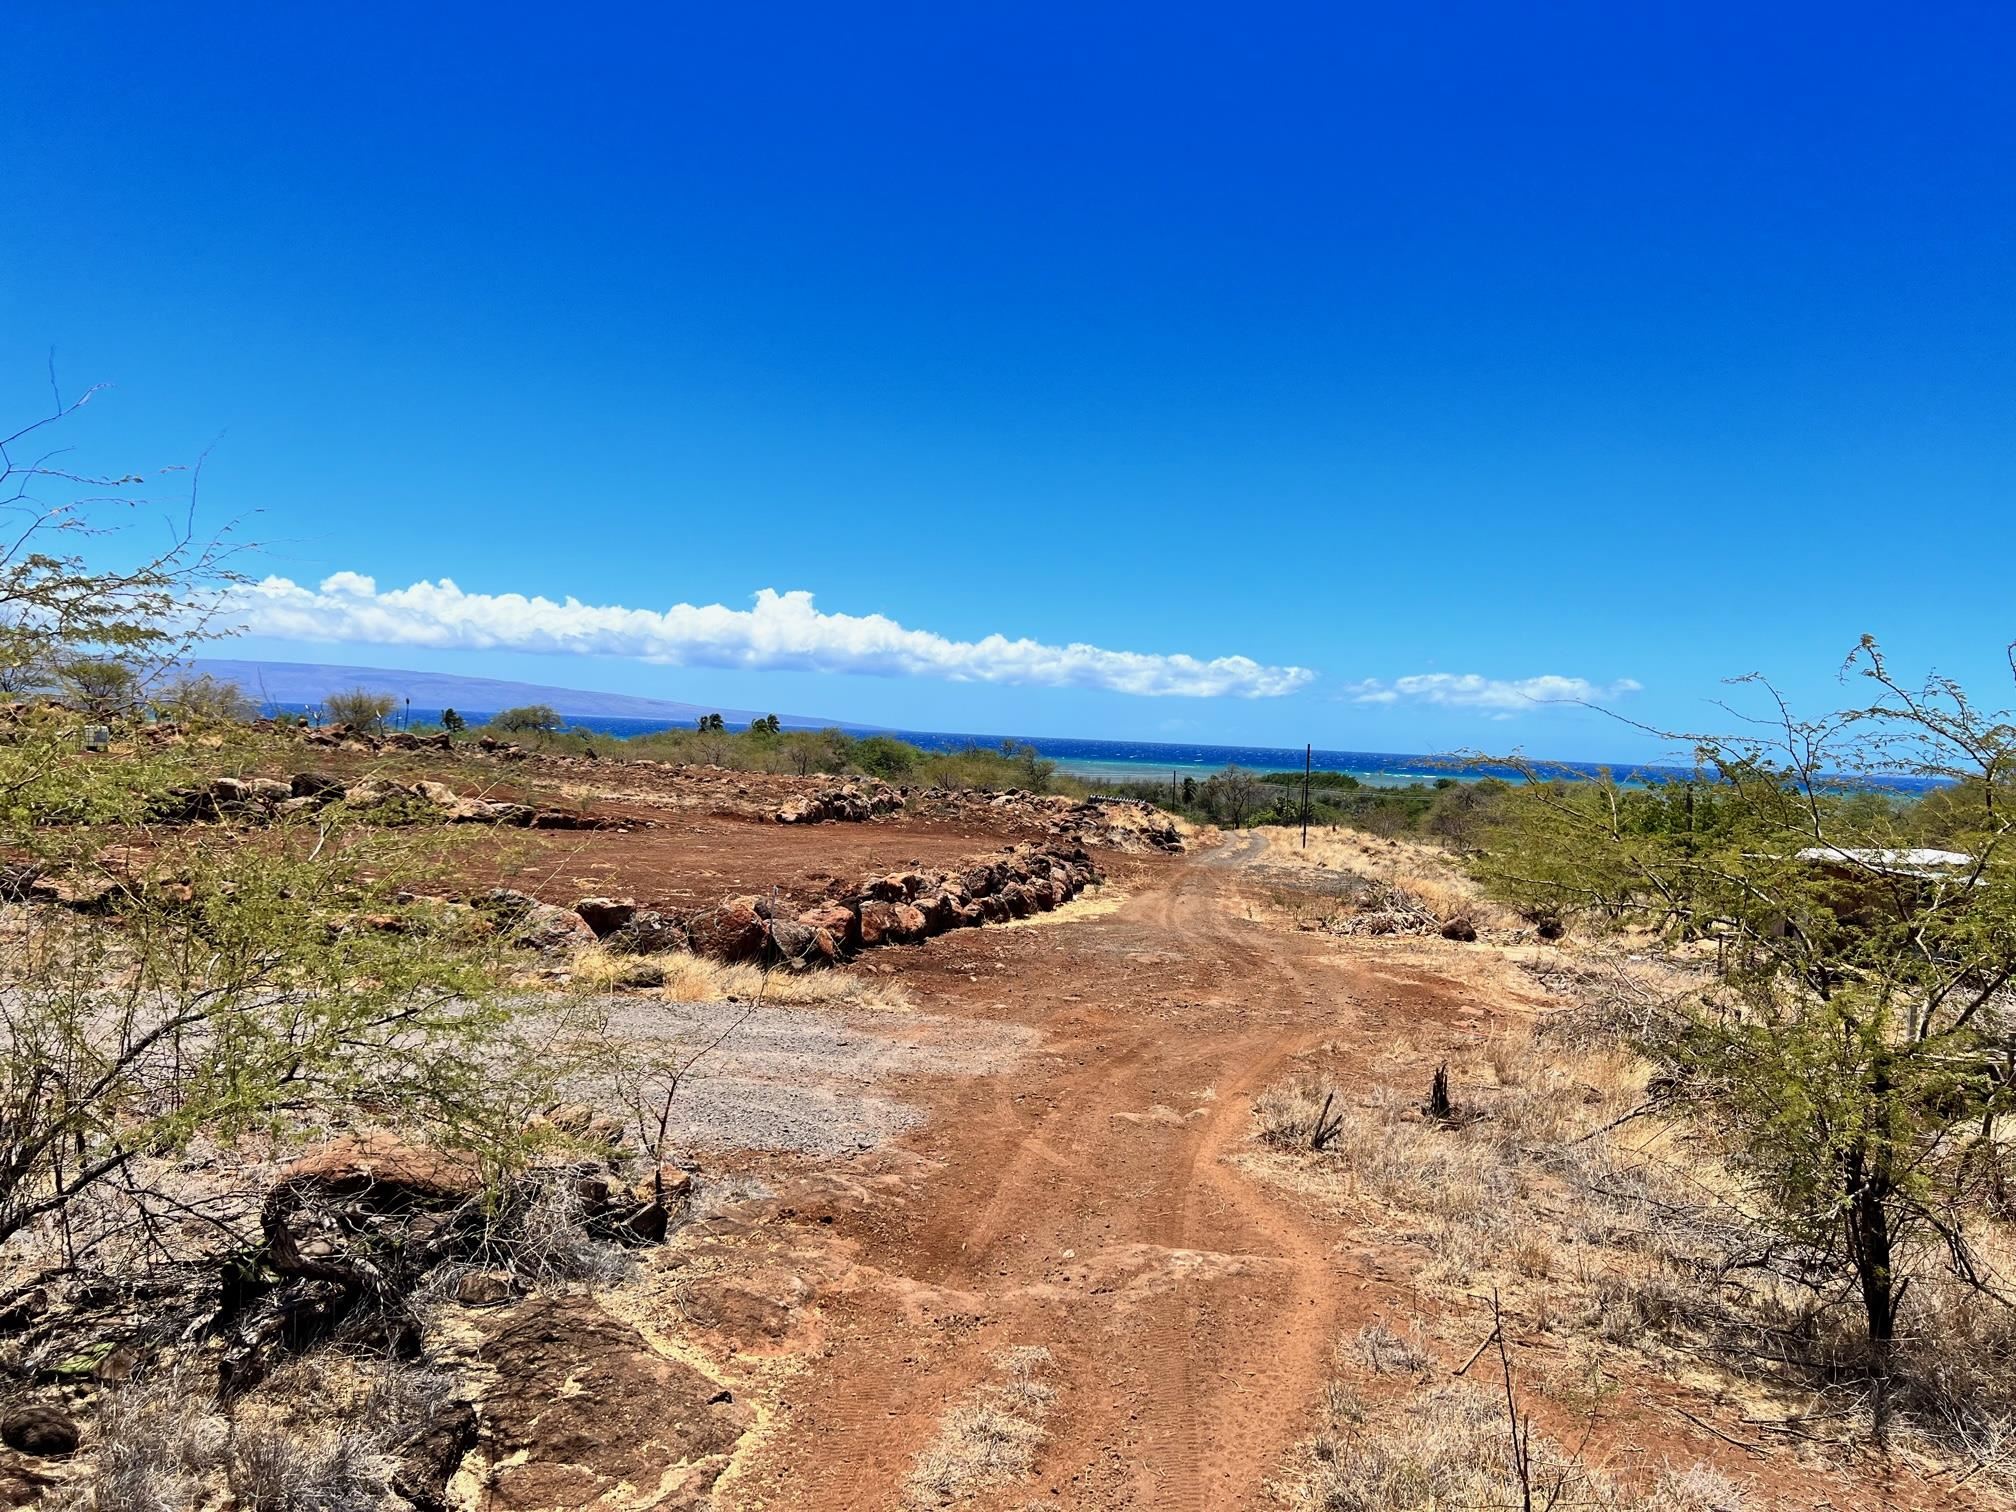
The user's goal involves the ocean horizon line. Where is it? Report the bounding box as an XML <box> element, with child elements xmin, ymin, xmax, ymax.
<box><xmin>252</xmin><ymin>701</ymin><xmax>1945</xmax><ymax>794</ymax></box>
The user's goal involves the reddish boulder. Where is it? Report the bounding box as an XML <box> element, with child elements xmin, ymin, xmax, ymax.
<box><xmin>476</xmin><ymin>1297</ymin><xmax>749</xmax><ymax>1510</ymax></box>
<box><xmin>689</xmin><ymin>896</ymin><xmax>767</xmax><ymax>962</ymax></box>
<box><xmin>280</xmin><ymin>1130</ymin><xmax>481</xmax><ymax>1202</ymax></box>
<box><xmin>913</xmin><ymin>893</ymin><xmax>954</xmax><ymax>933</ymax></box>
<box><xmin>858</xmin><ymin>901</ymin><xmax>902</xmax><ymax>947</ymax></box>
<box><xmin>797</xmin><ymin>903</ymin><xmax>858</xmax><ymax>949</ymax></box>
<box><xmin>858</xmin><ymin>900</ymin><xmax>927</xmax><ymax>947</ymax></box>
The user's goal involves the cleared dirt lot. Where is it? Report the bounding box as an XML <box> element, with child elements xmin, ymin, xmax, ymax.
<box><xmin>612</xmin><ymin>835</ymin><xmax>1998</xmax><ymax>1512</ymax></box>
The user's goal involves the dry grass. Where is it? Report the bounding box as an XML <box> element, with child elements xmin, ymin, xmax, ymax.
<box><xmin>1251</xmin><ymin>1018</ymin><xmax>2016</xmax><ymax>1488</ymax></box>
<box><xmin>48</xmin><ymin>1357</ymin><xmax>453</xmax><ymax>1512</ymax></box>
<box><xmin>904</xmin><ymin>1346</ymin><xmax>1055</xmax><ymax>1507</ymax></box>
<box><xmin>1260</xmin><ymin>825</ymin><xmax>1519</xmax><ymax>935</ymax></box>
<box><xmin>563</xmin><ymin>944</ymin><xmax>914</xmax><ymax>1011</ymax></box>
<box><xmin>1255</xmin><ymin>1076</ymin><xmax>1343</xmax><ymax>1147</ymax></box>
<box><xmin>1274</xmin><ymin>1377</ymin><xmax>1747</xmax><ymax>1511</ymax></box>
<box><xmin>1249</xmin><ymin>1030</ymin><xmax>1703</xmax><ymax>1295</ymax></box>
<box><xmin>1347</xmin><ymin>1319</ymin><xmax>1432</xmax><ymax>1376</ymax></box>
<box><xmin>45</xmin><ymin>1373</ymin><xmax>227</xmax><ymax>1512</ymax></box>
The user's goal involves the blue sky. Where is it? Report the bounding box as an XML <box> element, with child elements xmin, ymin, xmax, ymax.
<box><xmin>5</xmin><ymin>4</ymin><xmax>2012</xmax><ymax>760</ymax></box>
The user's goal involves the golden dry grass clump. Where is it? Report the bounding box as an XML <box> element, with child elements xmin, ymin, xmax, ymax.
<box><xmin>559</xmin><ymin>943</ymin><xmax>915</xmax><ymax>1012</ymax></box>
<box><xmin>1274</xmin><ymin>1375</ymin><xmax>1748</xmax><ymax>1512</ymax></box>
<box><xmin>903</xmin><ymin>1346</ymin><xmax>1056</xmax><ymax>1507</ymax></box>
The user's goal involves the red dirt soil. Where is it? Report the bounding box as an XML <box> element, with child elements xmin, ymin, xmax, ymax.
<box><xmin>664</xmin><ymin>835</ymin><xmax>1996</xmax><ymax>1512</ymax></box>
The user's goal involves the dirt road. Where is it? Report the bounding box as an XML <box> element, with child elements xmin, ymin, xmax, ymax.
<box><xmin>714</xmin><ymin>834</ymin><xmax>1464</xmax><ymax>1510</ymax></box>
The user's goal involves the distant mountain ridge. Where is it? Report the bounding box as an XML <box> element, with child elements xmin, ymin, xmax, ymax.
<box><xmin>184</xmin><ymin>659</ymin><xmax>844</xmax><ymax>729</ymax></box>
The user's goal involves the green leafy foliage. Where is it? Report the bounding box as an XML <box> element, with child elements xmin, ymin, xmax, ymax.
<box><xmin>150</xmin><ymin>670</ymin><xmax>255</xmax><ymax>724</ymax></box>
<box><xmin>323</xmin><ymin>686</ymin><xmax>396</xmax><ymax>733</ymax></box>
<box><xmin>1474</xmin><ymin>640</ymin><xmax>2016</xmax><ymax>1400</ymax></box>
<box><xmin>490</xmin><ymin>703</ymin><xmax>560</xmax><ymax>734</ymax></box>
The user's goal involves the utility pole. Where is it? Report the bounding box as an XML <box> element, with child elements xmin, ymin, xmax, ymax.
<box><xmin>1302</xmin><ymin>743</ymin><xmax>1312</xmax><ymax>848</ymax></box>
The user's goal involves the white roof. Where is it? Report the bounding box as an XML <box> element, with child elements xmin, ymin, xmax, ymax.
<box><xmin>1794</xmin><ymin>846</ymin><xmax>1975</xmax><ymax>878</ymax></box>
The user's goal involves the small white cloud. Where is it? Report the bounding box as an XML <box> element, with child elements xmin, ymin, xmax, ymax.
<box><xmin>225</xmin><ymin>577</ymin><xmax>1316</xmax><ymax>700</ymax></box>
<box><xmin>1348</xmin><ymin>672</ymin><xmax>1641</xmax><ymax>711</ymax></box>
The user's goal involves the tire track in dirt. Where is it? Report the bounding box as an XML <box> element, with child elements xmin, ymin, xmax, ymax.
<box><xmin>723</xmin><ymin>835</ymin><xmax>1439</xmax><ymax>1510</ymax></box>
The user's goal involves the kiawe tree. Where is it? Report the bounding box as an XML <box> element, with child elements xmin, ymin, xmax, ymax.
<box><xmin>0</xmin><ymin>379</ymin><xmax>524</xmax><ymax>1267</ymax></box>
<box><xmin>492</xmin><ymin>703</ymin><xmax>560</xmax><ymax>734</ymax></box>
<box><xmin>325</xmin><ymin>686</ymin><xmax>397</xmax><ymax>733</ymax></box>
<box><xmin>1479</xmin><ymin>638</ymin><xmax>2016</xmax><ymax>1421</ymax></box>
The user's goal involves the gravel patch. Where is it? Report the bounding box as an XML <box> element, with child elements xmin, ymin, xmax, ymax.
<box><xmin>570</xmin><ymin>996</ymin><xmax>1035</xmax><ymax>1158</ymax></box>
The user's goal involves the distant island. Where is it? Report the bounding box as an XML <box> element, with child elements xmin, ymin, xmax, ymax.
<box><xmin>184</xmin><ymin>658</ymin><xmax>845</xmax><ymax>731</ymax></box>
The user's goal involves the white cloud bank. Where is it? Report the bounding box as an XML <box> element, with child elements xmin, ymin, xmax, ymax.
<box><xmin>228</xmin><ymin>574</ymin><xmax>1316</xmax><ymax>699</ymax></box>
<box><xmin>1346</xmin><ymin>673</ymin><xmax>1642</xmax><ymax>711</ymax></box>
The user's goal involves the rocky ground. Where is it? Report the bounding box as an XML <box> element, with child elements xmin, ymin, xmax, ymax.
<box><xmin>3</xmin><ymin>747</ymin><xmax>2006</xmax><ymax>1510</ymax></box>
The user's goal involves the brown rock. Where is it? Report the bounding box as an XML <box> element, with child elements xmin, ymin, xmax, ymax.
<box><xmin>393</xmin><ymin>1396</ymin><xmax>477</xmax><ymax>1512</ymax></box>
<box><xmin>457</xmin><ymin>1270</ymin><xmax>516</xmax><ymax>1306</ymax></box>
<box><xmin>857</xmin><ymin>900</ymin><xmax>903</xmax><ymax>948</ymax></box>
<box><xmin>280</xmin><ymin>1130</ymin><xmax>480</xmax><ymax>1202</ymax></box>
<box><xmin>604</xmin><ymin>909</ymin><xmax>688</xmax><ymax>955</ymax></box>
<box><xmin>914</xmin><ymin>893</ymin><xmax>954</xmax><ymax>933</ymax></box>
<box><xmin>477</xmin><ymin>1297</ymin><xmax>748</xmax><ymax>1510</ymax></box>
<box><xmin>0</xmin><ymin>1407</ymin><xmax>76</xmax><ymax>1458</ymax></box>
<box><xmin>797</xmin><ymin>902</ymin><xmax>858</xmax><ymax>949</ymax></box>
<box><xmin>290</xmin><ymin>770</ymin><xmax>345</xmax><ymax>799</ymax></box>
<box><xmin>513</xmin><ymin>902</ymin><xmax>597</xmax><ymax>952</ymax></box>
<box><xmin>688</xmin><ymin>896</ymin><xmax>767</xmax><ymax>962</ymax></box>
<box><xmin>573</xmin><ymin>896</ymin><xmax>637</xmax><ymax>937</ymax></box>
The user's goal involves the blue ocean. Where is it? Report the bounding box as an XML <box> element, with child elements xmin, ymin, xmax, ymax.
<box><xmin>274</xmin><ymin>704</ymin><xmax>1943</xmax><ymax>794</ymax></box>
